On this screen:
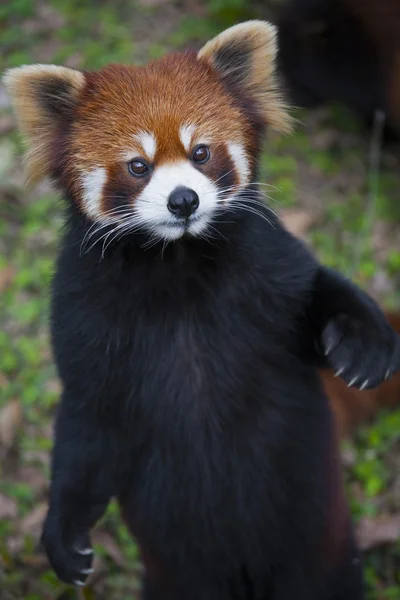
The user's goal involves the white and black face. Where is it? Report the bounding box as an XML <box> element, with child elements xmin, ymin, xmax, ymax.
<box><xmin>125</xmin><ymin>149</ymin><xmax>220</xmax><ymax>241</ymax></box>
<box><xmin>131</xmin><ymin>152</ymin><xmax>217</xmax><ymax>241</ymax></box>
<box><xmin>4</xmin><ymin>22</ymin><xmax>290</xmax><ymax>247</ymax></box>
<box><xmin>78</xmin><ymin>122</ymin><xmax>252</xmax><ymax>244</ymax></box>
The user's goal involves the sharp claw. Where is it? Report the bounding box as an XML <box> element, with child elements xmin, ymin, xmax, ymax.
<box><xmin>73</xmin><ymin>580</ymin><xmax>86</xmax><ymax>587</ymax></box>
<box><xmin>81</xmin><ymin>568</ymin><xmax>94</xmax><ymax>575</ymax></box>
<box><xmin>76</xmin><ymin>547</ymin><xmax>93</xmax><ymax>556</ymax></box>
<box><xmin>359</xmin><ymin>379</ymin><xmax>369</xmax><ymax>391</ymax></box>
<box><xmin>348</xmin><ymin>376</ymin><xmax>358</xmax><ymax>387</ymax></box>
<box><xmin>334</xmin><ymin>366</ymin><xmax>345</xmax><ymax>377</ymax></box>
<box><xmin>385</xmin><ymin>368</ymin><xmax>391</xmax><ymax>380</ymax></box>
<box><xmin>325</xmin><ymin>341</ymin><xmax>333</xmax><ymax>355</ymax></box>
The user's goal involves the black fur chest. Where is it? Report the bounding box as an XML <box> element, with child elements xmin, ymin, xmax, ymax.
<box><xmin>51</xmin><ymin>225</ymin><xmax>309</xmax><ymax>424</ymax></box>
<box><xmin>50</xmin><ymin>220</ymin><xmax>328</xmax><ymax>585</ymax></box>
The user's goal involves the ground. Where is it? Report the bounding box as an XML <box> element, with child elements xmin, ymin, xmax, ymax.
<box><xmin>0</xmin><ymin>1</ymin><xmax>400</xmax><ymax>599</ymax></box>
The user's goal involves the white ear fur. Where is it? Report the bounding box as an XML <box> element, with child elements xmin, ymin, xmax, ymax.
<box><xmin>3</xmin><ymin>64</ymin><xmax>85</xmax><ymax>184</ymax></box>
<box><xmin>198</xmin><ymin>21</ymin><xmax>292</xmax><ymax>133</ymax></box>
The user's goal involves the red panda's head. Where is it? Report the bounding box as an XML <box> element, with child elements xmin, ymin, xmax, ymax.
<box><xmin>4</xmin><ymin>21</ymin><xmax>291</xmax><ymax>243</ymax></box>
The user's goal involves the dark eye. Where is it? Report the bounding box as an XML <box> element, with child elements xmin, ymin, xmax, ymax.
<box><xmin>128</xmin><ymin>160</ymin><xmax>149</xmax><ymax>177</ymax></box>
<box><xmin>192</xmin><ymin>145</ymin><xmax>210</xmax><ymax>164</ymax></box>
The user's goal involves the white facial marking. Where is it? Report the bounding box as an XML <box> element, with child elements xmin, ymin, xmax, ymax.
<box><xmin>81</xmin><ymin>168</ymin><xmax>107</xmax><ymax>217</ymax></box>
<box><xmin>228</xmin><ymin>142</ymin><xmax>250</xmax><ymax>186</ymax></box>
<box><xmin>135</xmin><ymin>161</ymin><xmax>218</xmax><ymax>241</ymax></box>
<box><xmin>125</xmin><ymin>131</ymin><xmax>157</xmax><ymax>161</ymax></box>
<box><xmin>179</xmin><ymin>124</ymin><xmax>196</xmax><ymax>153</ymax></box>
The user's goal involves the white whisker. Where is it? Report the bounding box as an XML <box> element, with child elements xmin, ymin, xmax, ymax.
<box><xmin>80</xmin><ymin>214</ymin><xmax>135</xmax><ymax>256</ymax></box>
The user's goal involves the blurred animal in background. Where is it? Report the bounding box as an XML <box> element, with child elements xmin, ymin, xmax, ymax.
<box><xmin>277</xmin><ymin>0</ymin><xmax>400</xmax><ymax>140</ymax></box>
<box><xmin>323</xmin><ymin>311</ymin><xmax>400</xmax><ymax>438</ymax></box>
<box><xmin>275</xmin><ymin>0</ymin><xmax>400</xmax><ymax>434</ymax></box>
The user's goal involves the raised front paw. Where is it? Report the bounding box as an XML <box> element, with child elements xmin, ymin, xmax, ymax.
<box><xmin>41</xmin><ymin>515</ymin><xmax>94</xmax><ymax>587</ymax></box>
<box><xmin>321</xmin><ymin>313</ymin><xmax>400</xmax><ymax>390</ymax></box>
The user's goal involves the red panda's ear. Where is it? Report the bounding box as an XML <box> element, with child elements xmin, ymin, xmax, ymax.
<box><xmin>198</xmin><ymin>20</ymin><xmax>292</xmax><ymax>133</ymax></box>
<box><xmin>3</xmin><ymin>65</ymin><xmax>85</xmax><ymax>184</ymax></box>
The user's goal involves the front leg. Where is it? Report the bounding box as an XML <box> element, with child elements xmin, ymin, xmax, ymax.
<box><xmin>41</xmin><ymin>391</ymin><xmax>119</xmax><ymax>587</ymax></box>
<box><xmin>307</xmin><ymin>266</ymin><xmax>400</xmax><ymax>390</ymax></box>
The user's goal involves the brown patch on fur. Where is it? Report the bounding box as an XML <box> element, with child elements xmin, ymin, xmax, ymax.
<box><xmin>320</xmin><ymin>312</ymin><xmax>400</xmax><ymax>438</ymax></box>
<box><xmin>100</xmin><ymin>162</ymin><xmax>149</xmax><ymax>216</ymax></box>
<box><xmin>200</xmin><ymin>143</ymin><xmax>238</xmax><ymax>195</ymax></box>
<box><xmin>319</xmin><ymin>417</ymin><xmax>351</xmax><ymax>572</ymax></box>
<box><xmin>3</xmin><ymin>65</ymin><xmax>85</xmax><ymax>184</ymax></box>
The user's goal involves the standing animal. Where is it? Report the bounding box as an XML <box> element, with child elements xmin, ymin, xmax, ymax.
<box><xmin>5</xmin><ymin>21</ymin><xmax>400</xmax><ymax>600</ymax></box>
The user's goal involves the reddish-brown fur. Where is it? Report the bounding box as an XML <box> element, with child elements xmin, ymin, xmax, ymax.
<box><xmin>65</xmin><ymin>56</ymin><xmax>255</xmax><ymax>205</ymax></box>
<box><xmin>320</xmin><ymin>427</ymin><xmax>350</xmax><ymax>569</ymax></box>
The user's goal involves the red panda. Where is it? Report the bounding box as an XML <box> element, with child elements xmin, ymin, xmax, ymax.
<box><xmin>4</xmin><ymin>21</ymin><xmax>400</xmax><ymax>600</ymax></box>
<box><xmin>277</xmin><ymin>0</ymin><xmax>400</xmax><ymax>139</ymax></box>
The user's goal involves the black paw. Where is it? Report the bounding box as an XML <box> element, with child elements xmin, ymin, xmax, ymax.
<box><xmin>41</xmin><ymin>515</ymin><xmax>94</xmax><ymax>587</ymax></box>
<box><xmin>321</xmin><ymin>313</ymin><xmax>400</xmax><ymax>390</ymax></box>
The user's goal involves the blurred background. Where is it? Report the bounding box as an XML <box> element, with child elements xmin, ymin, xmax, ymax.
<box><xmin>0</xmin><ymin>1</ymin><xmax>399</xmax><ymax>598</ymax></box>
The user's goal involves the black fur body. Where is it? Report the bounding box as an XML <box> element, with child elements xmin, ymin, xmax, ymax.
<box><xmin>40</xmin><ymin>196</ymin><xmax>397</xmax><ymax>599</ymax></box>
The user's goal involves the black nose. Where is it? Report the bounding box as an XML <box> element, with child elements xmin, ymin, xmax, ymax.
<box><xmin>167</xmin><ymin>186</ymin><xmax>199</xmax><ymax>218</ymax></box>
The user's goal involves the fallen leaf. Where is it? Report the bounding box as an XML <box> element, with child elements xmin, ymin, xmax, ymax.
<box><xmin>0</xmin><ymin>493</ymin><xmax>17</xmax><ymax>519</ymax></box>
<box><xmin>371</xmin><ymin>270</ymin><xmax>394</xmax><ymax>297</ymax></box>
<box><xmin>279</xmin><ymin>208</ymin><xmax>321</xmax><ymax>239</ymax></box>
<box><xmin>92</xmin><ymin>530</ymin><xmax>126</xmax><ymax>568</ymax></box>
<box><xmin>0</xmin><ymin>399</ymin><xmax>22</xmax><ymax>451</ymax></box>
<box><xmin>85</xmin><ymin>553</ymin><xmax>107</xmax><ymax>587</ymax></box>
<box><xmin>0</xmin><ymin>114</ymin><xmax>15</xmax><ymax>136</ymax></box>
<box><xmin>19</xmin><ymin>502</ymin><xmax>47</xmax><ymax>539</ymax></box>
<box><xmin>0</xmin><ymin>265</ymin><xmax>15</xmax><ymax>293</ymax></box>
<box><xmin>17</xmin><ymin>465</ymin><xmax>47</xmax><ymax>494</ymax></box>
<box><xmin>6</xmin><ymin>535</ymin><xmax>24</xmax><ymax>555</ymax></box>
<box><xmin>81</xmin><ymin>588</ymin><xmax>97</xmax><ymax>600</ymax></box>
<box><xmin>356</xmin><ymin>515</ymin><xmax>400</xmax><ymax>550</ymax></box>
<box><xmin>21</xmin><ymin>554</ymin><xmax>48</xmax><ymax>568</ymax></box>
<box><xmin>313</xmin><ymin>128</ymin><xmax>341</xmax><ymax>151</ymax></box>
<box><xmin>44</xmin><ymin>377</ymin><xmax>62</xmax><ymax>397</ymax></box>
<box><xmin>340</xmin><ymin>445</ymin><xmax>356</xmax><ymax>468</ymax></box>
<box><xmin>65</xmin><ymin>52</ymin><xmax>83</xmax><ymax>69</ymax></box>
